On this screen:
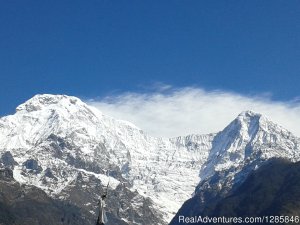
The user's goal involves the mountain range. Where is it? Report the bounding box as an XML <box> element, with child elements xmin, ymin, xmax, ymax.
<box><xmin>0</xmin><ymin>94</ymin><xmax>299</xmax><ymax>225</ymax></box>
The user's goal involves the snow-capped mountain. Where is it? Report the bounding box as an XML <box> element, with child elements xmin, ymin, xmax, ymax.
<box><xmin>199</xmin><ymin>110</ymin><xmax>300</xmax><ymax>189</ymax></box>
<box><xmin>0</xmin><ymin>94</ymin><xmax>213</xmax><ymax>224</ymax></box>
<box><xmin>169</xmin><ymin>111</ymin><xmax>300</xmax><ymax>224</ymax></box>
<box><xmin>1</xmin><ymin>94</ymin><xmax>300</xmax><ymax>225</ymax></box>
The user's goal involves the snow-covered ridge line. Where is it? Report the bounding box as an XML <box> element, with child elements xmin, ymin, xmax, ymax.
<box><xmin>0</xmin><ymin>94</ymin><xmax>300</xmax><ymax>224</ymax></box>
<box><xmin>0</xmin><ymin>94</ymin><xmax>212</xmax><ymax>223</ymax></box>
<box><xmin>77</xmin><ymin>168</ymin><xmax>120</xmax><ymax>190</ymax></box>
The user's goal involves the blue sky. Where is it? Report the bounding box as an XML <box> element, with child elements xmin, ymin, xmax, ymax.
<box><xmin>1</xmin><ymin>0</ymin><xmax>300</xmax><ymax>117</ymax></box>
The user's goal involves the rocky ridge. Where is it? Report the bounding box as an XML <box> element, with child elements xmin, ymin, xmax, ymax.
<box><xmin>0</xmin><ymin>94</ymin><xmax>299</xmax><ymax>225</ymax></box>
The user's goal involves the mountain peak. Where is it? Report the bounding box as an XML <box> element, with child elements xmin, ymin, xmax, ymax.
<box><xmin>199</xmin><ymin>109</ymin><xmax>299</xmax><ymax>181</ymax></box>
<box><xmin>236</xmin><ymin>110</ymin><xmax>263</xmax><ymax>126</ymax></box>
<box><xmin>221</xmin><ymin>110</ymin><xmax>263</xmax><ymax>140</ymax></box>
<box><xmin>224</xmin><ymin>110</ymin><xmax>281</xmax><ymax>141</ymax></box>
<box><xmin>237</xmin><ymin>110</ymin><xmax>262</xmax><ymax>120</ymax></box>
<box><xmin>16</xmin><ymin>94</ymin><xmax>85</xmax><ymax>113</ymax></box>
<box><xmin>0</xmin><ymin>94</ymin><xmax>216</xmax><ymax>224</ymax></box>
<box><xmin>1</xmin><ymin>94</ymin><xmax>300</xmax><ymax>225</ymax></box>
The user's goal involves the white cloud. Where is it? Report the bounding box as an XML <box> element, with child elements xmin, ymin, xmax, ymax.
<box><xmin>87</xmin><ymin>87</ymin><xmax>300</xmax><ymax>138</ymax></box>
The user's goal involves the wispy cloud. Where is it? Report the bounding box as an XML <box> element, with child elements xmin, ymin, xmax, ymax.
<box><xmin>87</xmin><ymin>87</ymin><xmax>300</xmax><ymax>138</ymax></box>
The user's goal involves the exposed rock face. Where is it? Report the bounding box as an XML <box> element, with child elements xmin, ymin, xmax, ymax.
<box><xmin>23</xmin><ymin>159</ymin><xmax>43</xmax><ymax>174</ymax></box>
<box><xmin>169</xmin><ymin>111</ymin><xmax>300</xmax><ymax>225</ymax></box>
<box><xmin>0</xmin><ymin>167</ymin><xmax>14</xmax><ymax>181</ymax></box>
<box><xmin>0</xmin><ymin>94</ymin><xmax>300</xmax><ymax>225</ymax></box>
<box><xmin>0</xmin><ymin>151</ymin><xmax>17</xmax><ymax>169</ymax></box>
<box><xmin>0</xmin><ymin>168</ymin><xmax>88</xmax><ymax>225</ymax></box>
<box><xmin>212</xmin><ymin>158</ymin><xmax>300</xmax><ymax>217</ymax></box>
<box><xmin>170</xmin><ymin>158</ymin><xmax>300</xmax><ymax>225</ymax></box>
<box><xmin>0</xmin><ymin>94</ymin><xmax>213</xmax><ymax>224</ymax></box>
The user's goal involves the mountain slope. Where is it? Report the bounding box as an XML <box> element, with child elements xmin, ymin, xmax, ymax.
<box><xmin>169</xmin><ymin>112</ymin><xmax>300</xmax><ymax>224</ymax></box>
<box><xmin>1</xmin><ymin>94</ymin><xmax>300</xmax><ymax>225</ymax></box>
<box><xmin>197</xmin><ymin>111</ymin><xmax>300</xmax><ymax>198</ymax></box>
<box><xmin>0</xmin><ymin>94</ymin><xmax>214</xmax><ymax>224</ymax></box>
<box><xmin>213</xmin><ymin>158</ymin><xmax>300</xmax><ymax>218</ymax></box>
<box><xmin>0</xmin><ymin>168</ymin><xmax>88</xmax><ymax>225</ymax></box>
<box><xmin>170</xmin><ymin>158</ymin><xmax>300</xmax><ymax>225</ymax></box>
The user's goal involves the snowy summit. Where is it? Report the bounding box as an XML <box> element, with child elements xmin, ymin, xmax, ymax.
<box><xmin>0</xmin><ymin>94</ymin><xmax>300</xmax><ymax>225</ymax></box>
